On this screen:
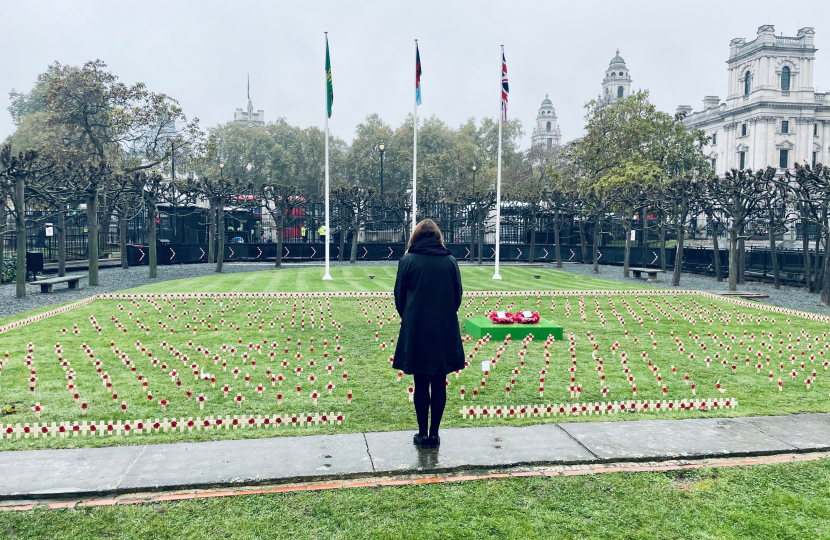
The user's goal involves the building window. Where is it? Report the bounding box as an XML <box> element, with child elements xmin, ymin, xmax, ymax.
<box><xmin>617</xmin><ymin>86</ymin><xmax>624</xmax><ymax>98</ymax></box>
<box><xmin>744</xmin><ymin>72</ymin><xmax>751</xmax><ymax>95</ymax></box>
<box><xmin>781</xmin><ymin>121</ymin><xmax>789</xmax><ymax>134</ymax></box>
<box><xmin>711</xmin><ymin>158</ymin><xmax>717</xmax><ymax>169</ymax></box>
<box><xmin>619</xmin><ymin>72</ymin><xmax>624</xmax><ymax>76</ymax></box>
<box><xmin>547</xmin><ymin>138</ymin><xmax>552</xmax><ymax>148</ymax></box>
<box><xmin>781</xmin><ymin>66</ymin><xmax>790</xmax><ymax>91</ymax></box>
<box><xmin>546</xmin><ymin>121</ymin><xmax>551</xmax><ymax>132</ymax></box>
<box><xmin>712</xmin><ymin>132</ymin><xmax>717</xmax><ymax>145</ymax></box>
<box><xmin>813</xmin><ymin>152</ymin><xmax>818</xmax><ymax>168</ymax></box>
<box><xmin>739</xmin><ymin>151</ymin><xmax>746</xmax><ymax>169</ymax></box>
<box><xmin>815</xmin><ymin>124</ymin><xmax>819</xmax><ymax>137</ymax></box>
<box><xmin>741</xmin><ymin>124</ymin><xmax>747</xmax><ymax>137</ymax></box>
<box><xmin>779</xmin><ymin>149</ymin><xmax>788</xmax><ymax>169</ymax></box>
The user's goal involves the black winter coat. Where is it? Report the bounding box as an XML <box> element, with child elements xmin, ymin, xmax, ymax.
<box><xmin>393</xmin><ymin>237</ymin><xmax>466</xmax><ymax>376</ymax></box>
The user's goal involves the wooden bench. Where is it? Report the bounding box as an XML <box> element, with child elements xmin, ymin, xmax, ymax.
<box><xmin>628</xmin><ymin>267</ymin><xmax>661</xmax><ymax>282</ymax></box>
<box><xmin>31</xmin><ymin>274</ymin><xmax>87</xmax><ymax>293</ymax></box>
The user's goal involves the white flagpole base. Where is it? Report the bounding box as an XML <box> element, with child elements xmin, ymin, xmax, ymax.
<box><xmin>492</xmin><ymin>273</ymin><xmax>502</xmax><ymax>280</ymax></box>
<box><xmin>322</xmin><ymin>274</ymin><xmax>333</xmax><ymax>281</ymax></box>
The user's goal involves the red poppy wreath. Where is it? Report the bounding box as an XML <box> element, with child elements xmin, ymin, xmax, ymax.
<box><xmin>489</xmin><ymin>312</ymin><xmax>515</xmax><ymax>324</ymax></box>
<box><xmin>511</xmin><ymin>311</ymin><xmax>541</xmax><ymax>324</ymax></box>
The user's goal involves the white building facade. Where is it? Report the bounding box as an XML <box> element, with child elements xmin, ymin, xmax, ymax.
<box><xmin>531</xmin><ymin>94</ymin><xmax>562</xmax><ymax>148</ymax></box>
<box><xmin>682</xmin><ymin>25</ymin><xmax>829</xmax><ymax>175</ymax></box>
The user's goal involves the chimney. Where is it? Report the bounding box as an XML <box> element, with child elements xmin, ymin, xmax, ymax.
<box><xmin>703</xmin><ymin>96</ymin><xmax>720</xmax><ymax>110</ymax></box>
<box><xmin>757</xmin><ymin>24</ymin><xmax>776</xmax><ymax>44</ymax></box>
<box><xmin>676</xmin><ymin>105</ymin><xmax>693</xmax><ymax>115</ymax></box>
<box><xmin>797</xmin><ymin>27</ymin><xmax>815</xmax><ymax>48</ymax></box>
<box><xmin>729</xmin><ymin>38</ymin><xmax>745</xmax><ymax>59</ymax></box>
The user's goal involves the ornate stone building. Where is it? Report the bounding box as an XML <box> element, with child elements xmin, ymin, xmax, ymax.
<box><xmin>234</xmin><ymin>78</ymin><xmax>265</xmax><ymax>127</ymax></box>
<box><xmin>681</xmin><ymin>25</ymin><xmax>829</xmax><ymax>174</ymax></box>
<box><xmin>602</xmin><ymin>50</ymin><xmax>632</xmax><ymax>102</ymax></box>
<box><xmin>531</xmin><ymin>94</ymin><xmax>562</xmax><ymax>148</ymax></box>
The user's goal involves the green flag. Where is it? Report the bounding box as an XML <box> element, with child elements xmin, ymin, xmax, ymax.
<box><xmin>325</xmin><ymin>36</ymin><xmax>333</xmax><ymax>118</ymax></box>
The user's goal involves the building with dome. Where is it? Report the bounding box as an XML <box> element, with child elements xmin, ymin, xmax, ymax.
<box><xmin>681</xmin><ymin>25</ymin><xmax>828</xmax><ymax>175</ymax></box>
<box><xmin>531</xmin><ymin>94</ymin><xmax>562</xmax><ymax>148</ymax></box>
<box><xmin>602</xmin><ymin>49</ymin><xmax>632</xmax><ymax>102</ymax></box>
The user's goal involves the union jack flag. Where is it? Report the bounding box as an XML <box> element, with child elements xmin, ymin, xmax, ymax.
<box><xmin>501</xmin><ymin>51</ymin><xmax>509</xmax><ymax>123</ymax></box>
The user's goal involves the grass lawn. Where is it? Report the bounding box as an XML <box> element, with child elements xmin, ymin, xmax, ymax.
<box><xmin>1</xmin><ymin>459</ymin><xmax>828</xmax><ymax>539</ymax></box>
<box><xmin>121</xmin><ymin>265</ymin><xmax>648</xmax><ymax>295</ymax></box>
<box><xmin>1</xmin><ymin>265</ymin><xmax>829</xmax><ymax>451</ymax></box>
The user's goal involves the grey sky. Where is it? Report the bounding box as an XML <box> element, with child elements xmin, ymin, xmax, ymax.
<box><xmin>2</xmin><ymin>0</ymin><xmax>829</xmax><ymax>147</ymax></box>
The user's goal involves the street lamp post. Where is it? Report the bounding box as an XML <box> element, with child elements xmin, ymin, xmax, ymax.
<box><xmin>378</xmin><ymin>144</ymin><xmax>385</xmax><ymax>196</ymax></box>
<box><xmin>472</xmin><ymin>164</ymin><xmax>477</xmax><ymax>194</ymax></box>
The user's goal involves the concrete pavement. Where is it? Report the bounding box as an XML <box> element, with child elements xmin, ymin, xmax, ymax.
<box><xmin>2</xmin><ymin>413</ymin><xmax>829</xmax><ymax>500</ymax></box>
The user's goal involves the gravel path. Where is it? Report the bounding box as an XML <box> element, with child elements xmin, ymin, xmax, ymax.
<box><xmin>549</xmin><ymin>262</ymin><xmax>830</xmax><ymax>317</ymax></box>
<box><xmin>1</xmin><ymin>260</ymin><xmax>827</xmax><ymax>321</ymax></box>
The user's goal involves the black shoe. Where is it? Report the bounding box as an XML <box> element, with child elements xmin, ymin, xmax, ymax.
<box><xmin>413</xmin><ymin>434</ymin><xmax>430</xmax><ymax>448</ymax></box>
<box><xmin>426</xmin><ymin>435</ymin><xmax>440</xmax><ymax>448</ymax></box>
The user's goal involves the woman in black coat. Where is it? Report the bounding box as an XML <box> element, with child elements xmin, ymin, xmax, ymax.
<box><xmin>393</xmin><ymin>219</ymin><xmax>465</xmax><ymax>449</ymax></box>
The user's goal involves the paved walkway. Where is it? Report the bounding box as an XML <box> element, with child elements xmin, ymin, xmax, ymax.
<box><xmin>2</xmin><ymin>413</ymin><xmax>829</xmax><ymax>500</ymax></box>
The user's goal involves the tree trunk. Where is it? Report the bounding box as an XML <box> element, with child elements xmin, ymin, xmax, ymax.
<box><xmin>769</xmin><ymin>217</ymin><xmax>780</xmax><ymax>289</ymax></box>
<box><xmin>592</xmin><ymin>215</ymin><xmax>601</xmax><ymax>274</ymax></box>
<box><xmin>802</xmin><ymin>215</ymin><xmax>812</xmax><ymax>291</ymax></box>
<box><xmin>738</xmin><ymin>234</ymin><xmax>746</xmax><ymax>285</ymax></box>
<box><xmin>623</xmin><ymin>207</ymin><xmax>633</xmax><ymax>278</ymax></box>
<box><xmin>659</xmin><ymin>219</ymin><xmax>667</xmax><ymax>272</ymax></box>
<box><xmin>728</xmin><ymin>228</ymin><xmax>739</xmax><ymax>291</ymax></box>
<box><xmin>148</xmin><ymin>201</ymin><xmax>158</xmax><ymax>279</ymax></box>
<box><xmin>338</xmin><ymin>227</ymin><xmax>345</xmax><ymax>262</ymax></box>
<box><xmin>54</xmin><ymin>210</ymin><xmax>66</xmax><ymax>278</ymax></box>
<box><xmin>672</xmin><ymin>216</ymin><xmax>685</xmax><ymax>287</ymax></box>
<box><xmin>349</xmin><ymin>219</ymin><xmax>359</xmax><ymax>264</ymax></box>
<box><xmin>216</xmin><ymin>204</ymin><xmax>225</xmax><ymax>273</ymax></box>
<box><xmin>819</xmin><ymin>225</ymin><xmax>830</xmax><ymax>298</ymax></box>
<box><xmin>15</xmin><ymin>178</ymin><xmax>26</xmax><ymax>298</ymax></box>
<box><xmin>553</xmin><ymin>211</ymin><xmax>562</xmax><ymax>268</ymax></box>
<box><xmin>119</xmin><ymin>209</ymin><xmax>128</xmax><ymax>270</ymax></box>
<box><xmin>528</xmin><ymin>217</ymin><xmax>536</xmax><ymax>264</ymax></box>
<box><xmin>711</xmin><ymin>220</ymin><xmax>722</xmax><ymax>282</ymax></box>
<box><xmin>0</xmin><ymin>204</ymin><xmax>5</xmax><ymax>284</ymax></box>
<box><xmin>821</xmin><ymin>227</ymin><xmax>830</xmax><ymax>306</ymax></box>
<box><xmin>87</xmin><ymin>190</ymin><xmax>99</xmax><ymax>286</ymax></box>
<box><xmin>207</xmin><ymin>200</ymin><xmax>216</xmax><ymax>265</ymax></box>
<box><xmin>101</xmin><ymin>207</ymin><xmax>114</xmax><ymax>261</ymax></box>
<box><xmin>812</xmin><ymin>207</ymin><xmax>825</xmax><ymax>293</ymax></box>
<box><xmin>641</xmin><ymin>206</ymin><xmax>648</xmax><ymax>267</ymax></box>
<box><xmin>579</xmin><ymin>220</ymin><xmax>588</xmax><ymax>263</ymax></box>
<box><xmin>469</xmin><ymin>214</ymin><xmax>475</xmax><ymax>264</ymax></box>
<box><xmin>275</xmin><ymin>213</ymin><xmax>284</xmax><ymax>269</ymax></box>
<box><xmin>477</xmin><ymin>216</ymin><xmax>484</xmax><ymax>265</ymax></box>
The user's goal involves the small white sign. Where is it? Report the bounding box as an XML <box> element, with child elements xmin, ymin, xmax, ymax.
<box><xmin>45</xmin><ymin>226</ymin><xmax>54</xmax><ymax>237</ymax></box>
<box><xmin>630</xmin><ymin>229</ymin><xmax>636</xmax><ymax>241</ymax></box>
<box><xmin>496</xmin><ymin>311</ymin><xmax>506</xmax><ymax>319</ymax></box>
<box><xmin>523</xmin><ymin>310</ymin><xmax>533</xmax><ymax>318</ymax></box>
<box><xmin>481</xmin><ymin>360</ymin><xmax>491</xmax><ymax>372</ymax></box>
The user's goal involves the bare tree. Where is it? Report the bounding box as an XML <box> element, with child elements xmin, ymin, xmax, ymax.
<box><xmin>259</xmin><ymin>182</ymin><xmax>307</xmax><ymax>269</ymax></box>
<box><xmin>704</xmin><ymin>168</ymin><xmax>770</xmax><ymax>290</ymax></box>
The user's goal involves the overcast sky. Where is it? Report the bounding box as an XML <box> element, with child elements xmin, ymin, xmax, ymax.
<box><xmin>2</xmin><ymin>0</ymin><xmax>829</xmax><ymax>148</ymax></box>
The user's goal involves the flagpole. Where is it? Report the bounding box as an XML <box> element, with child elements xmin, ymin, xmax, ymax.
<box><xmin>323</xmin><ymin>32</ymin><xmax>332</xmax><ymax>281</ymax></box>
<box><xmin>412</xmin><ymin>39</ymin><xmax>418</xmax><ymax>234</ymax></box>
<box><xmin>493</xmin><ymin>45</ymin><xmax>504</xmax><ymax>280</ymax></box>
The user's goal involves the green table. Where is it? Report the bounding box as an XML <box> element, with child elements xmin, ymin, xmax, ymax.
<box><xmin>464</xmin><ymin>317</ymin><xmax>563</xmax><ymax>341</ymax></box>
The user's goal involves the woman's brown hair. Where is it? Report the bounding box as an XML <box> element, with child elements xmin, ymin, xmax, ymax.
<box><xmin>407</xmin><ymin>219</ymin><xmax>444</xmax><ymax>250</ymax></box>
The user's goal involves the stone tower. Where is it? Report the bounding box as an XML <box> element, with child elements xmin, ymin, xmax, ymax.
<box><xmin>602</xmin><ymin>49</ymin><xmax>632</xmax><ymax>101</ymax></box>
<box><xmin>531</xmin><ymin>94</ymin><xmax>562</xmax><ymax>148</ymax></box>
